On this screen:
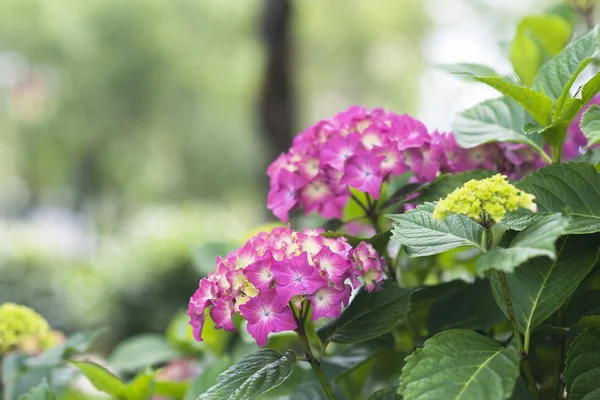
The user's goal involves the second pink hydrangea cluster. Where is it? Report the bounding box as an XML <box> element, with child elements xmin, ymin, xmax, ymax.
<box><xmin>187</xmin><ymin>226</ymin><xmax>384</xmax><ymax>346</ymax></box>
<box><xmin>267</xmin><ymin>102</ymin><xmax>599</xmax><ymax>222</ymax></box>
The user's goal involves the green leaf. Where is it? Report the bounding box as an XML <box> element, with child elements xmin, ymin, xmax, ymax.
<box><xmin>380</xmin><ymin>181</ymin><xmax>426</xmax><ymax>210</ymax></box>
<box><xmin>502</xmin><ymin>163</ymin><xmax>600</xmax><ymax>234</ymax></box>
<box><xmin>398</xmin><ymin>330</ymin><xmax>520</xmax><ymax>400</ymax></box>
<box><xmin>546</xmin><ymin>2</ymin><xmax>579</xmax><ymax>26</ymax></box>
<box><xmin>108</xmin><ymin>334</ymin><xmax>179</xmax><ymax>373</ymax></box>
<box><xmin>490</xmin><ymin>234</ymin><xmax>600</xmax><ymax>347</ymax></box>
<box><xmin>409</xmin><ymin>170</ymin><xmax>496</xmax><ymax>204</ymax></box>
<box><xmin>531</xmin><ymin>96</ymin><xmax>583</xmax><ymax>147</ymax></box>
<box><xmin>509</xmin><ymin>376</ymin><xmax>534</xmax><ymax>400</ymax></box>
<box><xmin>572</xmin><ymin>316</ymin><xmax>600</xmax><ymax>331</ymax></box>
<box><xmin>318</xmin><ymin>281</ymin><xmax>415</xmax><ymax>345</ymax></box>
<box><xmin>581</xmin><ymin>104</ymin><xmax>600</xmax><ymax>148</ymax></box>
<box><xmin>581</xmin><ymin>70</ymin><xmax>600</xmax><ymax>106</ymax></box>
<box><xmin>389</xmin><ymin>203</ymin><xmax>485</xmax><ymax>257</ymax></box>
<box><xmin>437</xmin><ymin>63</ymin><xmax>501</xmax><ymax>79</ymax></box>
<box><xmin>540</xmin><ymin>69</ymin><xmax>600</xmax><ymax>145</ymax></box>
<box><xmin>564</xmin><ymin>328</ymin><xmax>600</xmax><ymax>400</ymax></box>
<box><xmin>477</xmin><ymin>214</ymin><xmax>569</xmax><ymax>275</ymax></box>
<box><xmin>3</xmin><ymin>354</ymin><xmax>52</xmax><ymax>400</ymax></box>
<box><xmin>427</xmin><ymin>279</ymin><xmax>506</xmax><ymax>334</ymax></box>
<box><xmin>198</xmin><ymin>349</ymin><xmax>296</xmax><ymax>400</ymax></box>
<box><xmin>369</xmin><ymin>387</ymin><xmax>402</xmax><ymax>399</ymax></box>
<box><xmin>510</xmin><ymin>15</ymin><xmax>572</xmax><ymax>86</ymax></box>
<box><xmin>554</xmin><ymin>59</ymin><xmax>593</xmax><ymax>119</ymax></box>
<box><xmin>452</xmin><ymin>96</ymin><xmax>545</xmax><ymax>153</ymax></box>
<box><xmin>532</xmin><ymin>26</ymin><xmax>599</xmax><ymax>100</ymax></box>
<box><xmin>321</xmin><ymin>346</ymin><xmax>395</xmax><ymax>384</ymax></box>
<box><xmin>17</xmin><ymin>379</ymin><xmax>57</xmax><ymax>400</ymax></box>
<box><xmin>184</xmin><ymin>356</ymin><xmax>231</xmax><ymax>400</ymax></box>
<box><xmin>472</xmin><ymin>77</ymin><xmax>553</xmax><ymax>125</ymax></box>
<box><xmin>155</xmin><ymin>381</ymin><xmax>189</xmax><ymax>398</ymax></box>
<box><xmin>69</xmin><ymin>360</ymin><xmax>126</xmax><ymax>397</ymax></box>
<box><xmin>289</xmin><ymin>382</ymin><xmax>329</xmax><ymax>400</ymax></box>
<box><xmin>511</xmin><ymin>34</ymin><xmax>542</xmax><ymax>88</ymax></box>
<box><xmin>124</xmin><ymin>370</ymin><xmax>155</xmax><ymax>400</ymax></box>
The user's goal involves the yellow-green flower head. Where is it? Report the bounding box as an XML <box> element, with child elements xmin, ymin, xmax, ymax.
<box><xmin>0</xmin><ymin>302</ymin><xmax>58</xmax><ymax>355</ymax></box>
<box><xmin>432</xmin><ymin>174</ymin><xmax>537</xmax><ymax>224</ymax></box>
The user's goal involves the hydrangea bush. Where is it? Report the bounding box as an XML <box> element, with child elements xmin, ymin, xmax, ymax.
<box><xmin>185</xmin><ymin>16</ymin><xmax>600</xmax><ymax>400</ymax></box>
<box><xmin>4</xmin><ymin>5</ymin><xmax>600</xmax><ymax>400</ymax></box>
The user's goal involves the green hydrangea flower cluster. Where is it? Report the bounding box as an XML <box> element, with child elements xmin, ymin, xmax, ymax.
<box><xmin>0</xmin><ymin>302</ymin><xmax>58</xmax><ymax>355</ymax></box>
<box><xmin>432</xmin><ymin>174</ymin><xmax>537</xmax><ymax>224</ymax></box>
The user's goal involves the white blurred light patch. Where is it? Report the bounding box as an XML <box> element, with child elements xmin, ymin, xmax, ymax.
<box><xmin>418</xmin><ymin>0</ymin><xmax>539</xmax><ymax>130</ymax></box>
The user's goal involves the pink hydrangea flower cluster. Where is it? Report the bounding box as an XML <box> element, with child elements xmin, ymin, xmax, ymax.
<box><xmin>267</xmin><ymin>107</ymin><xmax>446</xmax><ymax>222</ymax></box>
<box><xmin>267</xmin><ymin>102</ymin><xmax>599</xmax><ymax>222</ymax></box>
<box><xmin>187</xmin><ymin>226</ymin><xmax>384</xmax><ymax>346</ymax></box>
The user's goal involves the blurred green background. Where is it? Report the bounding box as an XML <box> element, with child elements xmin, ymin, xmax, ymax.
<box><xmin>0</xmin><ymin>0</ymin><xmax>544</xmax><ymax>347</ymax></box>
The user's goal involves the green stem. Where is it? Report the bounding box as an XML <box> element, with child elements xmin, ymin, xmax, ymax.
<box><xmin>293</xmin><ymin>303</ymin><xmax>336</xmax><ymax>400</ymax></box>
<box><xmin>498</xmin><ymin>271</ymin><xmax>539</xmax><ymax>399</ymax></box>
<box><xmin>553</xmin><ymin>307</ymin><xmax>567</xmax><ymax>399</ymax></box>
<box><xmin>351</xmin><ymin>193</ymin><xmax>382</xmax><ymax>234</ymax></box>
<box><xmin>531</xmin><ymin>143</ymin><xmax>553</xmax><ymax>165</ymax></box>
<box><xmin>366</xmin><ymin>205</ymin><xmax>382</xmax><ymax>235</ymax></box>
<box><xmin>551</xmin><ymin>145</ymin><xmax>563</xmax><ymax>165</ymax></box>
<box><xmin>391</xmin><ymin>246</ymin><xmax>405</xmax><ymax>284</ymax></box>
<box><xmin>497</xmin><ymin>271</ymin><xmax>524</xmax><ymax>351</ymax></box>
<box><xmin>522</xmin><ymin>359</ymin><xmax>540</xmax><ymax>400</ymax></box>
<box><xmin>486</xmin><ymin>223</ymin><xmax>539</xmax><ymax>399</ymax></box>
<box><xmin>350</xmin><ymin>194</ymin><xmax>370</xmax><ymax>215</ymax></box>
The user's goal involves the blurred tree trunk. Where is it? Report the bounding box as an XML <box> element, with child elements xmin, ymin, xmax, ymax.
<box><xmin>258</xmin><ymin>0</ymin><xmax>295</xmax><ymax>193</ymax></box>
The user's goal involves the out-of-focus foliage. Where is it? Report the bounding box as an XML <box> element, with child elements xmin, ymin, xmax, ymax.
<box><xmin>0</xmin><ymin>0</ymin><xmax>431</xmax><ymax>343</ymax></box>
<box><xmin>0</xmin><ymin>202</ymin><xmax>259</xmax><ymax>343</ymax></box>
<box><xmin>0</xmin><ymin>0</ymin><xmax>265</xmax><ymax>211</ymax></box>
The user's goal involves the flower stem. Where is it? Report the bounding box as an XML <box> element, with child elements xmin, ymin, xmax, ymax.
<box><xmin>497</xmin><ymin>271</ymin><xmax>523</xmax><ymax>349</ymax></box>
<box><xmin>485</xmin><ymin>223</ymin><xmax>538</xmax><ymax>399</ymax></box>
<box><xmin>552</xmin><ymin>307</ymin><xmax>567</xmax><ymax>399</ymax></box>
<box><xmin>497</xmin><ymin>271</ymin><xmax>538</xmax><ymax>399</ymax></box>
<box><xmin>551</xmin><ymin>145</ymin><xmax>563</xmax><ymax>165</ymax></box>
<box><xmin>350</xmin><ymin>194</ymin><xmax>370</xmax><ymax>215</ymax></box>
<box><xmin>522</xmin><ymin>358</ymin><xmax>540</xmax><ymax>400</ymax></box>
<box><xmin>533</xmin><ymin>145</ymin><xmax>553</xmax><ymax>165</ymax></box>
<box><xmin>292</xmin><ymin>303</ymin><xmax>337</xmax><ymax>400</ymax></box>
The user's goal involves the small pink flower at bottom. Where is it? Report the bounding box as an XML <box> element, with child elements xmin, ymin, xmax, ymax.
<box><xmin>308</xmin><ymin>285</ymin><xmax>351</xmax><ymax>320</ymax></box>
<box><xmin>352</xmin><ymin>242</ymin><xmax>385</xmax><ymax>292</ymax></box>
<box><xmin>270</xmin><ymin>252</ymin><xmax>328</xmax><ymax>303</ymax></box>
<box><xmin>239</xmin><ymin>290</ymin><xmax>297</xmax><ymax>346</ymax></box>
<box><xmin>362</xmin><ymin>267</ymin><xmax>383</xmax><ymax>292</ymax></box>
